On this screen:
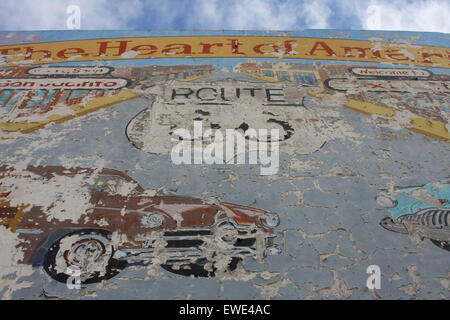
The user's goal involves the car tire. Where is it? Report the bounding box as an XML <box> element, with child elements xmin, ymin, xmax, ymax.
<box><xmin>161</xmin><ymin>257</ymin><xmax>241</xmax><ymax>277</ymax></box>
<box><xmin>43</xmin><ymin>229</ymin><xmax>127</xmax><ymax>284</ymax></box>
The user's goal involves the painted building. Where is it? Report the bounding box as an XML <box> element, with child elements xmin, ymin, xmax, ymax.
<box><xmin>236</xmin><ymin>61</ymin><xmax>319</xmax><ymax>85</ymax></box>
<box><xmin>0</xmin><ymin>30</ymin><xmax>449</xmax><ymax>300</ymax></box>
<box><xmin>114</xmin><ymin>64</ymin><xmax>215</xmax><ymax>81</ymax></box>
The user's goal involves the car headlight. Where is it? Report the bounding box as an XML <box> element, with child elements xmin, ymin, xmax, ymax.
<box><xmin>217</xmin><ymin>221</ymin><xmax>238</xmax><ymax>243</ymax></box>
<box><xmin>141</xmin><ymin>212</ymin><xmax>164</xmax><ymax>228</ymax></box>
<box><xmin>376</xmin><ymin>195</ymin><xmax>398</xmax><ymax>208</ymax></box>
<box><xmin>260</xmin><ymin>212</ymin><xmax>280</xmax><ymax>228</ymax></box>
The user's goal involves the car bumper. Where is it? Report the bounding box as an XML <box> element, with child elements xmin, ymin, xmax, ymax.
<box><xmin>113</xmin><ymin>231</ymin><xmax>281</xmax><ymax>263</ymax></box>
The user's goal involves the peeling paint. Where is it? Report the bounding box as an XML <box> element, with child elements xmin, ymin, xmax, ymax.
<box><xmin>0</xmin><ymin>30</ymin><xmax>449</xmax><ymax>300</ymax></box>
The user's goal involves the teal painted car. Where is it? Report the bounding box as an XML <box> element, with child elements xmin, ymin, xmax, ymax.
<box><xmin>377</xmin><ymin>180</ymin><xmax>450</xmax><ymax>251</ymax></box>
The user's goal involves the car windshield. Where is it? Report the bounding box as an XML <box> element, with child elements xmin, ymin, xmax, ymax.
<box><xmin>88</xmin><ymin>174</ymin><xmax>141</xmax><ymax>195</ymax></box>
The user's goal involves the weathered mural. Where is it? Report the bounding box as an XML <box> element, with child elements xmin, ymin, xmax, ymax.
<box><xmin>0</xmin><ymin>30</ymin><xmax>449</xmax><ymax>300</ymax></box>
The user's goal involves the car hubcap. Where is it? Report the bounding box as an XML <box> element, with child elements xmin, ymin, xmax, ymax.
<box><xmin>65</xmin><ymin>239</ymin><xmax>107</xmax><ymax>270</ymax></box>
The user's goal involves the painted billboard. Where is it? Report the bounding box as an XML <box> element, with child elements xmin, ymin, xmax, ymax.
<box><xmin>0</xmin><ymin>30</ymin><xmax>449</xmax><ymax>300</ymax></box>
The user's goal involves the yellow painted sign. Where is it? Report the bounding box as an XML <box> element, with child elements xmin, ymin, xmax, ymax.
<box><xmin>0</xmin><ymin>36</ymin><xmax>449</xmax><ymax>68</ymax></box>
<box><xmin>0</xmin><ymin>89</ymin><xmax>140</xmax><ymax>134</ymax></box>
<box><xmin>345</xmin><ymin>99</ymin><xmax>450</xmax><ymax>142</ymax></box>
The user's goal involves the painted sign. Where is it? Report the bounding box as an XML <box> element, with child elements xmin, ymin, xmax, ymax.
<box><xmin>1</xmin><ymin>36</ymin><xmax>450</xmax><ymax>68</ymax></box>
<box><xmin>0</xmin><ymin>30</ymin><xmax>449</xmax><ymax>300</ymax></box>
<box><xmin>350</xmin><ymin>67</ymin><xmax>432</xmax><ymax>78</ymax></box>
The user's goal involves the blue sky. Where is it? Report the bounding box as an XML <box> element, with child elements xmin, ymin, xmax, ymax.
<box><xmin>0</xmin><ymin>0</ymin><xmax>449</xmax><ymax>32</ymax></box>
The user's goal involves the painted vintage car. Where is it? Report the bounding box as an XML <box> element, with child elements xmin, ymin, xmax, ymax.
<box><xmin>0</xmin><ymin>165</ymin><xmax>281</xmax><ymax>284</ymax></box>
<box><xmin>376</xmin><ymin>180</ymin><xmax>450</xmax><ymax>251</ymax></box>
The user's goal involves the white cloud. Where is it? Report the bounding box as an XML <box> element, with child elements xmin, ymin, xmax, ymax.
<box><xmin>186</xmin><ymin>0</ymin><xmax>331</xmax><ymax>30</ymax></box>
<box><xmin>0</xmin><ymin>0</ymin><xmax>449</xmax><ymax>33</ymax></box>
<box><xmin>0</xmin><ymin>0</ymin><xmax>143</xmax><ymax>30</ymax></box>
<box><xmin>301</xmin><ymin>1</ymin><xmax>331</xmax><ymax>29</ymax></box>
<box><xmin>354</xmin><ymin>0</ymin><xmax>450</xmax><ymax>33</ymax></box>
<box><xmin>192</xmin><ymin>0</ymin><xmax>450</xmax><ymax>32</ymax></box>
<box><xmin>0</xmin><ymin>0</ymin><xmax>332</xmax><ymax>31</ymax></box>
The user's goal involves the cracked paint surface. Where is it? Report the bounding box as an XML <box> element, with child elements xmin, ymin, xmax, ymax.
<box><xmin>0</xmin><ymin>30</ymin><xmax>449</xmax><ymax>300</ymax></box>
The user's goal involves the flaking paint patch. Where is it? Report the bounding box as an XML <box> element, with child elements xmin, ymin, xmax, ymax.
<box><xmin>0</xmin><ymin>30</ymin><xmax>449</xmax><ymax>300</ymax></box>
<box><xmin>1</xmin><ymin>171</ymin><xmax>94</xmax><ymax>222</ymax></box>
<box><xmin>0</xmin><ymin>225</ymin><xmax>33</xmax><ymax>299</ymax></box>
<box><xmin>254</xmin><ymin>278</ymin><xmax>293</xmax><ymax>299</ymax></box>
<box><xmin>305</xmin><ymin>271</ymin><xmax>355</xmax><ymax>299</ymax></box>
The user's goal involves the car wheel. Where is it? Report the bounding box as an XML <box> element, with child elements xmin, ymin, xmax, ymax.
<box><xmin>43</xmin><ymin>229</ymin><xmax>127</xmax><ymax>284</ymax></box>
<box><xmin>430</xmin><ymin>239</ymin><xmax>450</xmax><ymax>251</ymax></box>
<box><xmin>161</xmin><ymin>257</ymin><xmax>241</xmax><ymax>277</ymax></box>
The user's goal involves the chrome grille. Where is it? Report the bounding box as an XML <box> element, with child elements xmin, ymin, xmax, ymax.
<box><xmin>399</xmin><ymin>208</ymin><xmax>450</xmax><ymax>228</ymax></box>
